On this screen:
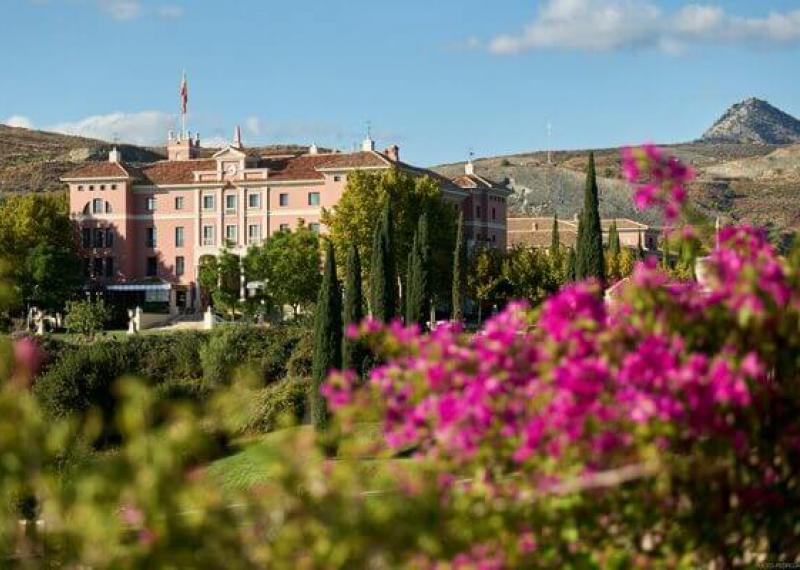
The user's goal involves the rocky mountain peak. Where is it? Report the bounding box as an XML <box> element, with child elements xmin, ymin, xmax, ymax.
<box><xmin>700</xmin><ymin>98</ymin><xmax>800</xmax><ymax>145</ymax></box>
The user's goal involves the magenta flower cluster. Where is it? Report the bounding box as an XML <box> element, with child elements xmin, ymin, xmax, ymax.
<box><xmin>621</xmin><ymin>143</ymin><xmax>694</xmax><ymax>222</ymax></box>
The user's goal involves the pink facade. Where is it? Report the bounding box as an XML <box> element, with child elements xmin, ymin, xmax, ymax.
<box><xmin>63</xmin><ymin>132</ymin><xmax>509</xmax><ymax>311</ymax></box>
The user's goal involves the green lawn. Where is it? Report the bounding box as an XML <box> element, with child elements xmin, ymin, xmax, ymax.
<box><xmin>208</xmin><ymin>424</ymin><xmax>422</xmax><ymax>492</ymax></box>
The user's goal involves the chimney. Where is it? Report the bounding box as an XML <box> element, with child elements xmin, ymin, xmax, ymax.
<box><xmin>385</xmin><ymin>144</ymin><xmax>400</xmax><ymax>162</ymax></box>
<box><xmin>233</xmin><ymin>125</ymin><xmax>243</xmax><ymax>149</ymax></box>
<box><xmin>309</xmin><ymin>143</ymin><xmax>319</xmax><ymax>155</ymax></box>
<box><xmin>465</xmin><ymin>160</ymin><xmax>474</xmax><ymax>176</ymax></box>
<box><xmin>109</xmin><ymin>146</ymin><xmax>121</xmax><ymax>163</ymax></box>
<box><xmin>362</xmin><ymin>136</ymin><xmax>375</xmax><ymax>152</ymax></box>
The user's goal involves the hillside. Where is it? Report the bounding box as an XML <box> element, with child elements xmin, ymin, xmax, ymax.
<box><xmin>433</xmin><ymin>143</ymin><xmax>792</xmax><ymax>229</ymax></box>
<box><xmin>0</xmin><ymin>124</ymin><xmax>164</xmax><ymax>193</ymax></box>
<box><xmin>0</xmin><ymin>125</ymin><xmax>329</xmax><ymax>194</ymax></box>
<box><xmin>700</xmin><ymin>98</ymin><xmax>800</xmax><ymax>145</ymax></box>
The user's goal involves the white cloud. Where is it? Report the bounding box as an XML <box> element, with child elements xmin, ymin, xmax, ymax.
<box><xmin>4</xmin><ymin>115</ymin><xmax>34</xmax><ymax>129</ymax></box>
<box><xmin>28</xmin><ymin>1</ymin><xmax>183</xmax><ymax>21</ymax></box>
<box><xmin>488</xmin><ymin>0</ymin><xmax>800</xmax><ymax>54</ymax></box>
<box><xmin>155</xmin><ymin>4</ymin><xmax>184</xmax><ymax>19</ymax></box>
<box><xmin>245</xmin><ymin>116</ymin><xmax>262</xmax><ymax>136</ymax></box>
<box><xmin>98</xmin><ymin>0</ymin><xmax>141</xmax><ymax>20</ymax></box>
<box><xmin>200</xmin><ymin>136</ymin><xmax>230</xmax><ymax>149</ymax></box>
<box><xmin>49</xmin><ymin>111</ymin><xmax>175</xmax><ymax>145</ymax></box>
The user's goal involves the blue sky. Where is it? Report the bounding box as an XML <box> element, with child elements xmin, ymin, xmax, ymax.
<box><xmin>2</xmin><ymin>0</ymin><xmax>800</xmax><ymax>165</ymax></box>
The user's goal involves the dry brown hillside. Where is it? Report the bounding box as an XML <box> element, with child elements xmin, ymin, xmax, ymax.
<box><xmin>0</xmin><ymin>125</ymin><xmax>164</xmax><ymax>193</ymax></box>
<box><xmin>433</xmin><ymin>142</ymin><xmax>800</xmax><ymax>243</ymax></box>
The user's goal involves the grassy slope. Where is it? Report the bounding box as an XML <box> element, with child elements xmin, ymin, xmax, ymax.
<box><xmin>208</xmin><ymin>424</ymin><xmax>419</xmax><ymax>492</ymax></box>
<box><xmin>432</xmin><ymin>142</ymin><xmax>800</xmax><ymax>237</ymax></box>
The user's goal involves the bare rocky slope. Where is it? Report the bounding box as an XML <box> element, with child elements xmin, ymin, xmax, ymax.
<box><xmin>433</xmin><ymin>99</ymin><xmax>800</xmax><ymax>241</ymax></box>
<box><xmin>0</xmin><ymin>124</ymin><xmax>326</xmax><ymax>194</ymax></box>
<box><xmin>700</xmin><ymin>98</ymin><xmax>800</xmax><ymax>145</ymax></box>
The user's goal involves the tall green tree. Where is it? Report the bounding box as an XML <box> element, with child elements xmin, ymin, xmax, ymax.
<box><xmin>312</xmin><ymin>241</ymin><xmax>343</xmax><ymax>431</ymax></box>
<box><xmin>550</xmin><ymin>214</ymin><xmax>561</xmax><ymax>256</ymax></box>
<box><xmin>244</xmin><ymin>222</ymin><xmax>321</xmax><ymax>318</ymax></box>
<box><xmin>608</xmin><ymin>222</ymin><xmax>621</xmax><ymax>256</ymax></box>
<box><xmin>0</xmin><ymin>193</ymin><xmax>81</xmax><ymax>312</ymax></box>
<box><xmin>321</xmin><ymin>168</ymin><xmax>455</xmax><ymax>301</ymax></box>
<box><xmin>451</xmin><ymin>211</ymin><xmax>467</xmax><ymax>322</ymax></box>
<box><xmin>565</xmin><ymin>247</ymin><xmax>577</xmax><ymax>282</ymax></box>
<box><xmin>405</xmin><ymin>213</ymin><xmax>431</xmax><ymax>328</ymax></box>
<box><xmin>467</xmin><ymin>247</ymin><xmax>506</xmax><ymax>324</ymax></box>
<box><xmin>575</xmin><ymin>152</ymin><xmax>605</xmax><ymax>283</ymax></box>
<box><xmin>342</xmin><ymin>244</ymin><xmax>365</xmax><ymax>376</ymax></box>
<box><xmin>369</xmin><ymin>199</ymin><xmax>397</xmax><ymax>321</ymax></box>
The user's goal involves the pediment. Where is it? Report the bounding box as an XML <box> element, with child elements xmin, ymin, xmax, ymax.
<box><xmin>212</xmin><ymin>146</ymin><xmax>247</xmax><ymax>160</ymax></box>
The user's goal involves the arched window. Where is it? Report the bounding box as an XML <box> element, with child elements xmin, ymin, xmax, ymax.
<box><xmin>92</xmin><ymin>199</ymin><xmax>103</xmax><ymax>214</ymax></box>
<box><xmin>105</xmin><ymin>202</ymin><xmax>113</xmax><ymax>214</ymax></box>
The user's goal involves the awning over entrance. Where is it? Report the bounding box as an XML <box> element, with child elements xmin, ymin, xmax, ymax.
<box><xmin>106</xmin><ymin>283</ymin><xmax>172</xmax><ymax>292</ymax></box>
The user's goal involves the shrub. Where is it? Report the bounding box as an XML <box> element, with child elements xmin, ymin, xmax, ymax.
<box><xmin>286</xmin><ymin>326</ymin><xmax>314</xmax><ymax>378</ymax></box>
<box><xmin>199</xmin><ymin>324</ymin><xmax>306</xmax><ymax>388</ymax></box>
<box><xmin>34</xmin><ymin>332</ymin><xmax>209</xmax><ymax>426</ymax></box>
<box><xmin>240</xmin><ymin>377</ymin><xmax>310</xmax><ymax>434</ymax></box>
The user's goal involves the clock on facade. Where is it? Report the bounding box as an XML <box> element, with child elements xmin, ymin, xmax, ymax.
<box><xmin>225</xmin><ymin>163</ymin><xmax>238</xmax><ymax>178</ymax></box>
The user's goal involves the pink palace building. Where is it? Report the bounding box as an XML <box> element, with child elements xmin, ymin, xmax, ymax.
<box><xmin>62</xmin><ymin>127</ymin><xmax>510</xmax><ymax>313</ymax></box>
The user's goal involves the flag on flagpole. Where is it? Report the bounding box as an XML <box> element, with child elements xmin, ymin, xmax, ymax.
<box><xmin>180</xmin><ymin>72</ymin><xmax>188</xmax><ymax>114</ymax></box>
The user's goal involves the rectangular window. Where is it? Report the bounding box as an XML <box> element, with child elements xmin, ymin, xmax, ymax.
<box><xmin>308</xmin><ymin>192</ymin><xmax>320</xmax><ymax>206</ymax></box>
<box><xmin>175</xmin><ymin>196</ymin><xmax>184</xmax><ymax>210</ymax></box>
<box><xmin>175</xmin><ymin>256</ymin><xmax>185</xmax><ymax>277</ymax></box>
<box><xmin>279</xmin><ymin>223</ymin><xmax>290</xmax><ymax>232</ymax></box>
<box><xmin>309</xmin><ymin>223</ymin><xmax>321</xmax><ymax>234</ymax></box>
<box><xmin>476</xmin><ymin>206</ymin><xmax>482</xmax><ymax>217</ymax></box>
<box><xmin>146</xmin><ymin>227</ymin><xmax>157</xmax><ymax>248</ymax></box>
<box><xmin>175</xmin><ymin>226</ymin><xmax>185</xmax><ymax>247</ymax></box>
<box><xmin>492</xmin><ymin>207</ymin><xmax>496</xmax><ymax>220</ymax></box>
<box><xmin>333</xmin><ymin>175</ymin><xmax>342</xmax><ymax>182</ymax></box>
<box><xmin>146</xmin><ymin>256</ymin><xmax>158</xmax><ymax>277</ymax></box>
<box><xmin>146</xmin><ymin>196</ymin><xmax>156</xmax><ymax>212</ymax></box>
<box><xmin>279</xmin><ymin>193</ymin><xmax>289</xmax><ymax>207</ymax></box>
<box><xmin>82</xmin><ymin>228</ymin><xmax>91</xmax><ymax>248</ymax></box>
<box><xmin>225</xmin><ymin>194</ymin><xmax>237</xmax><ymax>213</ymax></box>
<box><xmin>248</xmin><ymin>192</ymin><xmax>260</xmax><ymax>209</ymax></box>
<box><xmin>93</xmin><ymin>228</ymin><xmax>104</xmax><ymax>248</ymax></box>
<box><xmin>225</xmin><ymin>224</ymin><xmax>238</xmax><ymax>245</ymax></box>
<box><xmin>203</xmin><ymin>195</ymin><xmax>215</xmax><ymax>211</ymax></box>
<box><xmin>105</xmin><ymin>228</ymin><xmax>115</xmax><ymax>247</ymax></box>
<box><xmin>202</xmin><ymin>225</ymin><xmax>215</xmax><ymax>246</ymax></box>
<box><xmin>105</xmin><ymin>257</ymin><xmax>114</xmax><ymax>278</ymax></box>
<box><xmin>248</xmin><ymin>224</ymin><xmax>260</xmax><ymax>243</ymax></box>
<box><xmin>93</xmin><ymin>257</ymin><xmax>103</xmax><ymax>277</ymax></box>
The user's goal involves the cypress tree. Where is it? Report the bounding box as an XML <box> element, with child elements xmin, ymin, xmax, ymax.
<box><xmin>342</xmin><ymin>243</ymin><xmax>364</xmax><ymax>375</ymax></box>
<box><xmin>312</xmin><ymin>240</ymin><xmax>343</xmax><ymax>431</ymax></box>
<box><xmin>369</xmin><ymin>199</ymin><xmax>397</xmax><ymax>321</ymax></box>
<box><xmin>406</xmin><ymin>213</ymin><xmax>430</xmax><ymax>329</ymax></box>
<box><xmin>550</xmin><ymin>214</ymin><xmax>560</xmax><ymax>256</ymax></box>
<box><xmin>637</xmin><ymin>231</ymin><xmax>645</xmax><ymax>260</ymax></box>
<box><xmin>608</xmin><ymin>221</ymin><xmax>621</xmax><ymax>256</ymax></box>
<box><xmin>565</xmin><ymin>247</ymin><xmax>576</xmax><ymax>282</ymax></box>
<box><xmin>575</xmin><ymin>152</ymin><xmax>605</xmax><ymax>283</ymax></box>
<box><xmin>451</xmin><ymin>211</ymin><xmax>467</xmax><ymax>322</ymax></box>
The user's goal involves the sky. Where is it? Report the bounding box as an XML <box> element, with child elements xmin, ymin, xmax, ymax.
<box><xmin>2</xmin><ymin>0</ymin><xmax>800</xmax><ymax>165</ymax></box>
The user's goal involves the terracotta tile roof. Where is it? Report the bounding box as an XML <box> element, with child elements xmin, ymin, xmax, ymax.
<box><xmin>135</xmin><ymin>159</ymin><xmax>217</xmax><ymax>185</ymax></box>
<box><xmin>317</xmin><ymin>151</ymin><xmax>390</xmax><ymax>170</ymax></box>
<box><xmin>508</xmin><ymin>229</ymin><xmax>578</xmax><ymax>249</ymax></box>
<box><xmin>508</xmin><ymin>217</ymin><xmax>579</xmax><ymax>233</ymax></box>
<box><xmin>62</xmin><ymin>161</ymin><xmax>132</xmax><ymax>179</ymax></box>
<box><xmin>258</xmin><ymin>154</ymin><xmax>333</xmax><ymax>181</ymax></box>
<box><xmin>601</xmin><ymin>218</ymin><xmax>649</xmax><ymax>231</ymax></box>
<box><xmin>452</xmin><ymin>174</ymin><xmax>493</xmax><ymax>189</ymax></box>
